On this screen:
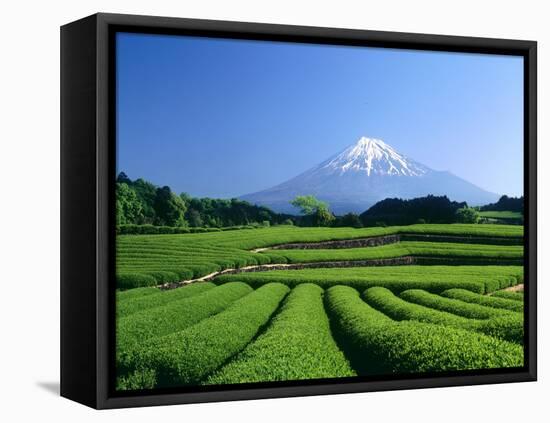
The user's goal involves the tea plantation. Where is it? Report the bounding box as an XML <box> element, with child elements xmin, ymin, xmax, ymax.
<box><xmin>115</xmin><ymin>223</ymin><xmax>525</xmax><ymax>390</ymax></box>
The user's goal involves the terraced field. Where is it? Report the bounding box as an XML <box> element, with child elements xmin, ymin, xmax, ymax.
<box><xmin>115</xmin><ymin>224</ymin><xmax>525</xmax><ymax>390</ymax></box>
<box><xmin>116</xmin><ymin>224</ymin><xmax>522</xmax><ymax>288</ymax></box>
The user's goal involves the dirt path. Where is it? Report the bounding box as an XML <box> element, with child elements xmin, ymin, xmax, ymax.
<box><xmin>503</xmin><ymin>283</ymin><xmax>524</xmax><ymax>292</ymax></box>
<box><xmin>158</xmin><ymin>257</ymin><xmax>416</xmax><ymax>289</ymax></box>
<box><xmin>158</xmin><ymin>232</ymin><xmax>523</xmax><ymax>290</ymax></box>
<box><xmin>157</xmin><ymin>255</ymin><xmax>521</xmax><ymax>290</ymax></box>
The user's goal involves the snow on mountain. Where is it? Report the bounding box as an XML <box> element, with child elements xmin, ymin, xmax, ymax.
<box><xmin>240</xmin><ymin>136</ymin><xmax>500</xmax><ymax>215</ymax></box>
<box><xmin>321</xmin><ymin>137</ymin><xmax>429</xmax><ymax>177</ymax></box>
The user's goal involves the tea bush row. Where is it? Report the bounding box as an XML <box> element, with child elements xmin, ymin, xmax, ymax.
<box><xmin>399</xmin><ymin>289</ymin><xmax>517</xmax><ymax>320</ymax></box>
<box><xmin>442</xmin><ymin>289</ymin><xmax>524</xmax><ymax>312</ymax></box>
<box><xmin>363</xmin><ymin>287</ymin><xmax>522</xmax><ymax>344</ymax></box>
<box><xmin>116</xmin><ymin>282</ymin><xmax>252</xmax><ymax>355</ymax></box>
<box><xmin>116</xmin><ymin>287</ymin><xmax>159</xmax><ymax>302</ymax></box>
<box><xmin>117</xmin><ymin>282</ymin><xmax>215</xmax><ymax>318</ymax></box>
<box><xmin>200</xmin><ymin>224</ymin><xmax>523</xmax><ymax>250</ymax></box>
<box><xmin>215</xmin><ymin>265</ymin><xmax>523</xmax><ymax>294</ymax></box>
<box><xmin>269</xmin><ymin>242</ymin><xmax>523</xmax><ymax>264</ymax></box>
<box><xmin>325</xmin><ymin>286</ymin><xmax>523</xmax><ymax>374</ymax></box>
<box><xmin>117</xmin><ymin>272</ymin><xmax>158</xmax><ymax>290</ymax></box>
<box><xmin>206</xmin><ymin>284</ymin><xmax>355</xmax><ymax>385</ymax></box>
<box><xmin>491</xmin><ymin>290</ymin><xmax>524</xmax><ymax>302</ymax></box>
<box><xmin>118</xmin><ymin>283</ymin><xmax>290</xmax><ymax>389</ymax></box>
<box><xmin>118</xmin><ymin>224</ymin><xmax>269</xmax><ymax>235</ymax></box>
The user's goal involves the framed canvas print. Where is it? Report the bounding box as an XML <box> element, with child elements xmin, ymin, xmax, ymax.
<box><xmin>60</xmin><ymin>13</ymin><xmax>537</xmax><ymax>409</ymax></box>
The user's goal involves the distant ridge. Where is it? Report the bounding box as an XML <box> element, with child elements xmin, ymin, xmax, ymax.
<box><xmin>240</xmin><ymin>136</ymin><xmax>500</xmax><ymax>215</ymax></box>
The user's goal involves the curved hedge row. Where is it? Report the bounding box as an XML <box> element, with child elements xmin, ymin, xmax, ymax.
<box><xmin>492</xmin><ymin>290</ymin><xmax>524</xmax><ymax>302</ymax></box>
<box><xmin>215</xmin><ymin>265</ymin><xmax>523</xmax><ymax>294</ymax></box>
<box><xmin>325</xmin><ymin>285</ymin><xmax>522</xmax><ymax>375</ymax></box>
<box><xmin>363</xmin><ymin>287</ymin><xmax>523</xmax><ymax>344</ymax></box>
<box><xmin>206</xmin><ymin>284</ymin><xmax>355</xmax><ymax>385</ymax></box>
<box><xmin>399</xmin><ymin>289</ymin><xmax>516</xmax><ymax>320</ymax></box>
<box><xmin>116</xmin><ymin>287</ymin><xmax>159</xmax><ymax>302</ymax></box>
<box><xmin>269</xmin><ymin>242</ymin><xmax>523</xmax><ymax>264</ymax></box>
<box><xmin>209</xmin><ymin>224</ymin><xmax>523</xmax><ymax>249</ymax></box>
<box><xmin>364</xmin><ymin>286</ymin><xmax>478</xmax><ymax>327</ymax></box>
<box><xmin>116</xmin><ymin>233</ymin><xmax>285</xmax><ymax>289</ymax></box>
<box><xmin>442</xmin><ymin>289</ymin><xmax>524</xmax><ymax>312</ymax></box>
<box><xmin>117</xmin><ymin>224</ymin><xmax>264</xmax><ymax>235</ymax></box>
<box><xmin>116</xmin><ymin>282</ymin><xmax>215</xmax><ymax>318</ymax></box>
<box><xmin>116</xmin><ymin>282</ymin><xmax>252</xmax><ymax>356</ymax></box>
<box><xmin>117</xmin><ymin>272</ymin><xmax>157</xmax><ymax>290</ymax></box>
<box><xmin>118</xmin><ymin>283</ymin><xmax>290</xmax><ymax>389</ymax></box>
<box><xmin>475</xmin><ymin>316</ymin><xmax>524</xmax><ymax>345</ymax></box>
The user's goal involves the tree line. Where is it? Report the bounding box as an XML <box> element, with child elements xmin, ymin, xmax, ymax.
<box><xmin>480</xmin><ymin>195</ymin><xmax>524</xmax><ymax>213</ymax></box>
<box><xmin>116</xmin><ymin>172</ymin><xmax>291</xmax><ymax>228</ymax></box>
<box><xmin>295</xmin><ymin>194</ymin><xmax>524</xmax><ymax>227</ymax></box>
<box><xmin>359</xmin><ymin>195</ymin><xmax>474</xmax><ymax>226</ymax></box>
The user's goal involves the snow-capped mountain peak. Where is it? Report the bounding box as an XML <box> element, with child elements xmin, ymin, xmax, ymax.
<box><xmin>322</xmin><ymin>136</ymin><xmax>429</xmax><ymax>177</ymax></box>
<box><xmin>240</xmin><ymin>134</ymin><xmax>500</xmax><ymax>214</ymax></box>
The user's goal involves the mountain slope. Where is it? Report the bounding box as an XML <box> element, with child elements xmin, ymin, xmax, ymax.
<box><xmin>240</xmin><ymin>137</ymin><xmax>499</xmax><ymax>215</ymax></box>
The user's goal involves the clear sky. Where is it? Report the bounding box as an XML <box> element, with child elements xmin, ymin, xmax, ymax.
<box><xmin>116</xmin><ymin>32</ymin><xmax>524</xmax><ymax>199</ymax></box>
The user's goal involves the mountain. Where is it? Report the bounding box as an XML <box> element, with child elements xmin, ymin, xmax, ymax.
<box><xmin>240</xmin><ymin>136</ymin><xmax>500</xmax><ymax>215</ymax></box>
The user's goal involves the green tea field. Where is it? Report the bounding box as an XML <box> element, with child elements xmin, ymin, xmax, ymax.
<box><xmin>115</xmin><ymin>224</ymin><xmax>524</xmax><ymax>390</ymax></box>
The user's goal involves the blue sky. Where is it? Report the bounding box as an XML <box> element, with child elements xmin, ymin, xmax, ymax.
<box><xmin>116</xmin><ymin>32</ymin><xmax>524</xmax><ymax>199</ymax></box>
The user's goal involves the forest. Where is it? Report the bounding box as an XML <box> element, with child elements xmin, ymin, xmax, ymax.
<box><xmin>116</xmin><ymin>172</ymin><xmax>291</xmax><ymax>230</ymax></box>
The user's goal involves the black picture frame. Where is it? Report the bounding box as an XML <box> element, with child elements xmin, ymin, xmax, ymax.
<box><xmin>60</xmin><ymin>12</ymin><xmax>537</xmax><ymax>409</ymax></box>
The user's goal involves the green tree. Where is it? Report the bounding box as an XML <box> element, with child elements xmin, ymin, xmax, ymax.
<box><xmin>132</xmin><ymin>178</ymin><xmax>157</xmax><ymax>224</ymax></box>
<box><xmin>116</xmin><ymin>172</ymin><xmax>285</xmax><ymax>228</ymax></box>
<box><xmin>116</xmin><ymin>182</ymin><xmax>143</xmax><ymax>225</ymax></box>
<box><xmin>291</xmin><ymin>195</ymin><xmax>329</xmax><ymax>215</ymax></box>
<box><xmin>291</xmin><ymin>195</ymin><xmax>334</xmax><ymax>227</ymax></box>
<box><xmin>180</xmin><ymin>192</ymin><xmax>192</xmax><ymax>204</ymax></box>
<box><xmin>154</xmin><ymin>186</ymin><xmax>188</xmax><ymax>227</ymax></box>
<box><xmin>455</xmin><ymin>206</ymin><xmax>480</xmax><ymax>223</ymax></box>
<box><xmin>186</xmin><ymin>209</ymin><xmax>203</xmax><ymax>227</ymax></box>
<box><xmin>116</xmin><ymin>171</ymin><xmax>132</xmax><ymax>185</ymax></box>
<box><xmin>312</xmin><ymin>206</ymin><xmax>335</xmax><ymax>227</ymax></box>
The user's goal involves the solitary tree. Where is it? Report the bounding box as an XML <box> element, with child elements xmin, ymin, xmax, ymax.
<box><xmin>291</xmin><ymin>195</ymin><xmax>329</xmax><ymax>215</ymax></box>
<box><xmin>313</xmin><ymin>206</ymin><xmax>335</xmax><ymax>227</ymax></box>
<box><xmin>290</xmin><ymin>195</ymin><xmax>334</xmax><ymax>226</ymax></box>
<box><xmin>455</xmin><ymin>206</ymin><xmax>480</xmax><ymax>224</ymax></box>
